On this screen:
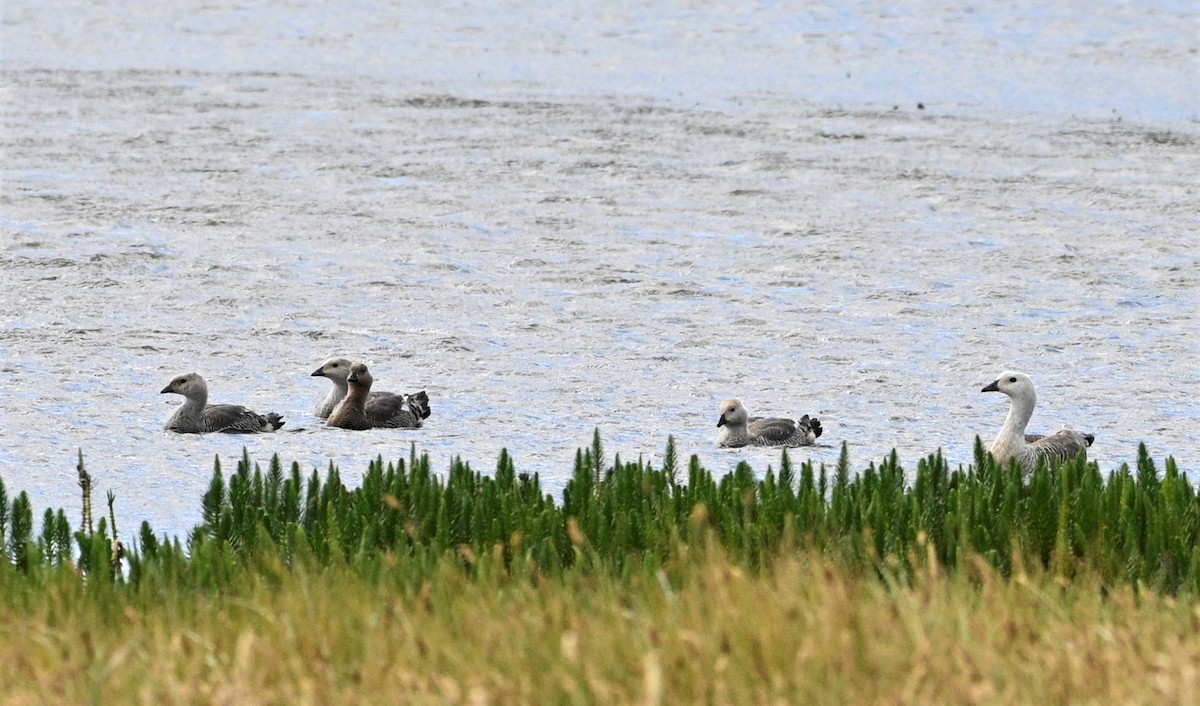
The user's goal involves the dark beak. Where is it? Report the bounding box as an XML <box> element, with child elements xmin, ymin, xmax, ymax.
<box><xmin>160</xmin><ymin>384</ymin><xmax>172</xmax><ymax>394</ymax></box>
<box><xmin>716</xmin><ymin>415</ymin><xmax>727</xmax><ymax>428</ymax></box>
<box><xmin>981</xmin><ymin>380</ymin><xmax>1000</xmax><ymax>393</ymax></box>
<box><xmin>348</xmin><ymin>372</ymin><xmax>359</xmax><ymax>384</ymax></box>
<box><xmin>311</xmin><ymin>366</ymin><xmax>326</xmax><ymax>377</ymax></box>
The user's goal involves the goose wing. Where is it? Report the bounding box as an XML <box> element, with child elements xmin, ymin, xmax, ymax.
<box><xmin>746</xmin><ymin>416</ymin><xmax>799</xmax><ymax>443</ymax></box>
<box><xmin>1029</xmin><ymin>429</ymin><xmax>1094</xmax><ymax>462</ymax></box>
<box><xmin>204</xmin><ymin>404</ymin><xmax>272</xmax><ymax>433</ymax></box>
<box><xmin>365</xmin><ymin>392</ymin><xmax>421</xmax><ymax>429</ymax></box>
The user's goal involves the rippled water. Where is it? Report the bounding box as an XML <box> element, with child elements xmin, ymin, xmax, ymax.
<box><xmin>2</xmin><ymin>0</ymin><xmax>1198</xmax><ymax>538</ymax></box>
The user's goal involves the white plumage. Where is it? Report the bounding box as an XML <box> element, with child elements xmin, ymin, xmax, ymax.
<box><xmin>981</xmin><ymin>371</ymin><xmax>1094</xmax><ymax>473</ymax></box>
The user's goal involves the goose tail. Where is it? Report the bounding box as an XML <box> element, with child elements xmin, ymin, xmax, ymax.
<box><xmin>799</xmin><ymin>414</ymin><xmax>823</xmax><ymax>441</ymax></box>
<box><xmin>406</xmin><ymin>391</ymin><xmax>432</xmax><ymax>420</ymax></box>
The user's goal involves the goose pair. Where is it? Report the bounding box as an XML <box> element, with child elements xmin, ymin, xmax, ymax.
<box><xmin>716</xmin><ymin>370</ymin><xmax>1094</xmax><ymax>474</ymax></box>
<box><xmin>311</xmin><ymin>358</ymin><xmax>429</xmax><ymax>430</ymax></box>
<box><xmin>160</xmin><ymin>358</ymin><xmax>429</xmax><ymax>434</ymax></box>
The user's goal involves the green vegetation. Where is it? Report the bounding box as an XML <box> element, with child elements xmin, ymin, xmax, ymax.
<box><xmin>0</xmin><ymin>434</ymin><xmax>1197</xmax><ymax>703</ymax></box>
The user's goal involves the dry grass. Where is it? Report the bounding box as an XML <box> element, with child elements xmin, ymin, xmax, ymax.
<box><xmin>2</xmin><ymin>549</ymin><xmax>1198</xmax><ymax>705</ymax></box>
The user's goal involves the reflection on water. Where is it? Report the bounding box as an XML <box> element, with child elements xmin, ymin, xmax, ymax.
<box><xmin>1</xmin><ymin>0</ymin><xmax>1197</xmax><ymax>538</ymax></box>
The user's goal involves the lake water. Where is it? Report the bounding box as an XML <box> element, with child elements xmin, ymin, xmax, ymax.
<box><xmin>2</xmin><ymin>0</ymin><xmax>1197</xmax><ymax>540</ymax></box>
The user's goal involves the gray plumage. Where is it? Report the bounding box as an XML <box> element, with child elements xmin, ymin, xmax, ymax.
<box><xmin>326</xmin><ymin>362</ymin><xmax>424</xmax><ymax>430</ymax></box>
<box><xmin>311</xmin><ymin>357</ymin><xmax>428</xmax><ymax>428</ymax></box>
<box><xmin>981</xmin><ymin>370</ymin><xmax>1094</xmax><ymax>474</ymax></box>
<box><xmin>716</xmin><ymin>398</ymin><xmax>823</xmax><ymax>448</ymax></box>
<box><xmin>160</xmin><ymin>372</ymin><xmax>284</xmax><ymax>434</ymax></box>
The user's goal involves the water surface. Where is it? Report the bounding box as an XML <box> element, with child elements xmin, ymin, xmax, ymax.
<box><xmin>2</xmin><ymin>0</ymin><xmax>1197</xmax><ymax>538</ymax></box>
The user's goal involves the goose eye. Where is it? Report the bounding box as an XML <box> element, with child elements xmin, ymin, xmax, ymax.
<box><xmin>1008</xmin><ymin>377</ymin><xmax>1017</xmax><ymax>383</ymax></box>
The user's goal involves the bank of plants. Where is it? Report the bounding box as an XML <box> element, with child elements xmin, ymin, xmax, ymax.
<box><xmin>1</xmin><ymin>434</ymin><xmax>1196</xmax><ymax>594</ymax></box>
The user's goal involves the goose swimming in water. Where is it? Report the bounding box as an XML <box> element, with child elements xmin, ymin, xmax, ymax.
<box><xmin>311</xmin><ymin>357</ymin><xmax>429</xmax><ymax>428</ymax></box>
<box><xmin>716</xmin><ymin>398</ymin><xmax>823</xmax><ymax>447</ymax></box>
<box><xmin>160</xmin><ymin>372</ymin><xmax>284</xmax><ymax>433</ymax></box>
<box><xmin>981</xmin><ymin>371</ymin><xmax>1094</xmax><ymax>473</ymax></box>
<box><xmin>326</xmin><ymin>362</ymin><xmax>425</xmax><ymax>430</ymax></box>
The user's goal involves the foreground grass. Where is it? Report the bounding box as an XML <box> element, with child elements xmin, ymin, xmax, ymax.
<box><xmin>2</xmin><ymin>549</ymin><xmax>1199</xmax><ymax>704</ymax></box>
<box><xmin>1</xmin><ymin>436</ymin><xmax>1199</xmax><ymax>703</ymax></box>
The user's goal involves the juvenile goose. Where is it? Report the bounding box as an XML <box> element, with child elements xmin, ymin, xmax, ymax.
<box><xmin>160</xmin><ymin>372</ymin><xmax>284</xmax><ymax>433</ymax></box>
<box><xmin>327</xmin><ymin>363</ymin><xmax>425</xmax><ymax>430</ymax></box>
<box><xmin>311</xmin><ymin>357</ymin><xmax>428</xmax><ymax>428</ymax></box>
<box><xmin>716</xmin><ymin>399</ymin><xmax>823</xmax><ymax>448</ymax></box>
<box><xmin>981</xmin><ymin>371</ymin><xmax>1094</xmax><ymax>473</ymax></box>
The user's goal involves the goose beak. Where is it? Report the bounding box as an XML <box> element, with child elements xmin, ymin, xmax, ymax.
<box><xmin>716</xmin><ymin>414</ymin><xmax>727</xmax><ymax>428</ymax></box>
<box><xmin>348</xmin><ymin>372</ymin><xmax>359</xmax><ymax>384</ymax></box>
<box><xmin>311</xmin><ymin>366</ymin><xmax>326</xmax><ymax>377</ymax></box>
<box><xmin>160</xmin><ymin>384</ymin><xmax>173</xmax><ymax>394</ymax></box>
<box><xmin>981</xmin><ymin>380</ymin><xmax>1000</xmax><ymax>393</ymax></box>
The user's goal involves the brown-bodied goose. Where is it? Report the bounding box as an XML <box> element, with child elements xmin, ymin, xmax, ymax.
<box><xmin>327</xmin><ymin>362</ymin><xmax>425</xmax><ymax>430</ymax></box>
<box><xmin>311</xmin><ymin>357</ymin><xmax>428</xmax><ymax>428</ymax></box>
<box><xmin>716</xmin><ymin>398</ymin><xmax>823</xmax><ymax>448</ymax></box>
<box><xmin>160</xmin><ymin>372</ymin><xmax>284</xmax><ymax>433</ymax></box>
<box><xmin>981</xmin><ymin>371</ymin><xmax>1094</xmax><ymax>473</ymax></box>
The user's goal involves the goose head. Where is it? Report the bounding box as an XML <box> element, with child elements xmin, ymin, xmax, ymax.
<box><xmin>716</xmin><ymin>399</ymin><xmax>748</xmax><ymax>428</ymax></box>
<box><xmin>312</xmin><ymin>357</ymin><xmax>354</xmax><ymax>383</ymax></box>
<box><xmin>160</xmin><ymin>372</ymin><xmax>207</xmax><ymax>398</ymax></box>
<box><xmin>982</xmin><ymin>371</ymin><xmax>1036</xmax><ymax>403</ymax></box>
<box><xmin>347</xmin><ymin>362</ymin><xmax>374</xmax><ymax>392</ymax></box>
